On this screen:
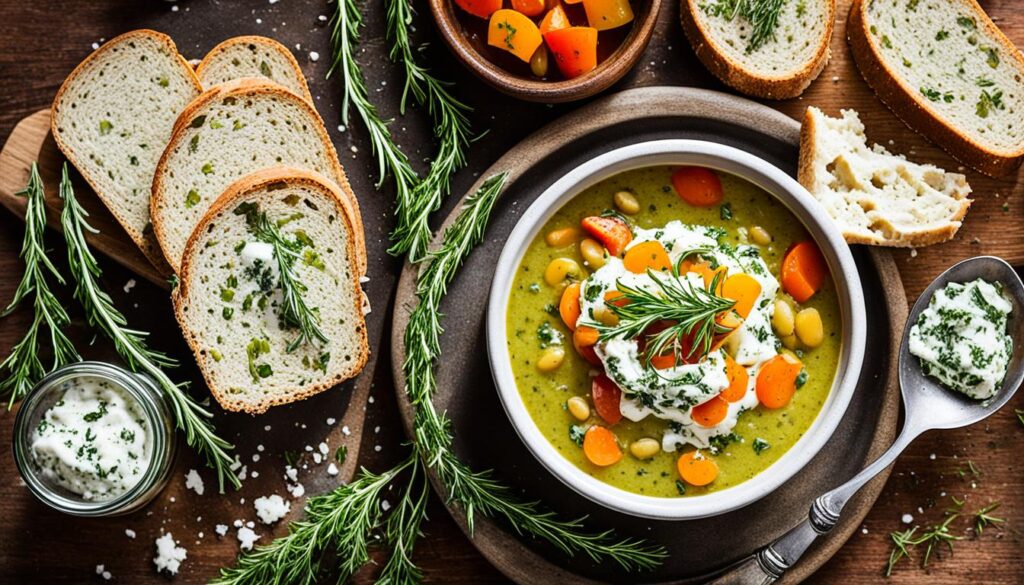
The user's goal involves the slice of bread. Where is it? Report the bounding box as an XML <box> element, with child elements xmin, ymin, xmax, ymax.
<box><xmin>195</xmin><ymin>36</ymin><xmax>313</xmax><ymax>103</ymax></box>
<box><xmin>848</xmin><ymin>0</ymin><xmax>1024</xmax><ymax>177</ymax></box>
<box><xmin>799</xmin><ymin>107</ymin><xmax>972</xmax><ymax>248</ymax></box>
<box><xmin>173</xmin><ymin>167</ymin><xmax>369</xmax><ymax>414</ymax></box>
<box><xmin>51</xmin><ymin>29</ymin><xmax>202</xmax><ymax>272</ymax></box>
<box><xmin>681</xmin><ymin>0</ymin><xmax>835</xmax><ymax>99</ymax></box>
<box><xmin>151</xmin><ymin>79</ymin><xmax>365</xmax><ymax>275</ymax></box>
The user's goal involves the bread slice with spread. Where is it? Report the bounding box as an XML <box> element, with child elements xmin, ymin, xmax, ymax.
<box><xmin>799</xmin><ymin>107</ymin><xmax>972</xmax><ymax>247</ymax></box>
<box><xmin>173</xmin><ymin>167</ymin><xmax>369</xmax><ymax>414</ymax></box>
<box><xmin>681</xmin><ymin>0</ymin><xmax>835</xmax><ymax>99</ymax></box>
<box><xmin>195</xmin><ymin>36</ymin><xmax>313</xmax><ymax>102</ymax></box>
<box><xmin>848</xmin><ymin>0</ymin><xmax>1024</xmax><ymax>176</ymax></box>
<box><xmin>151</xmin><ymin>79</ymin><xmax>365</xmax><ymax>275</ymax></box>
<box><xmin>51</xmin><ymin>29</ymin><xmax>202</xmax><ymax>273</ymax></box>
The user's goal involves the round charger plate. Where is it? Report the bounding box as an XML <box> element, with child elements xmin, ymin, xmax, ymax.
<box><xmin>391</xmin><ymin>86</ymin><xmax>907</xmax><ymax>584</ymax></box>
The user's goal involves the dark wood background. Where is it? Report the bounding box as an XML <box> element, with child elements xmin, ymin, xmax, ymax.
<box><xmin>0</xmin><ymin>0</ymin><xmax>1021</xmax><ymax>583</ymax></box>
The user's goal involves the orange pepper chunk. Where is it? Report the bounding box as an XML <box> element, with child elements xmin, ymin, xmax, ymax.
<box><xmin>559</xmin><ymin>282</ymin><xmax>582</xmax><ymax>331</ymax></box>
<box><xmin>581</xmin><ymin>0</ymin><xmax>634</xmax><ymax>31</ymax></box>
<box><xmin>677</xmin><ymin>451</ymin><xmax>718</xmax><ymax>486</ymax></box>
<box><xmin>721</xmin><ymin>273</ymin><xmax>762</xmax><ymax>319</ymax></box>
<box><xmin>691</xmin><ymin>395</ymin><xmax>729</xmax><ymax>427</ymax></box>
<box><xmin>454</xmin><ymin>0</ymin><xmax>502</xmax><ymax>18</ymax></box>
<box><xmin>756</xmin><ymin>353</ymin><xmax>804</xmax><ymax>409</ymax></box>
<box><xmin>488</xmin><ymin>10</ymin><xmax>544</xmax><ymax>63</ymax></box>
<box><xmin>544</xmin><ymin>27</ymin><xmax>598</xmax><ymax>79</ymax></box>
<box><xmin>623</xmin><ymin>240</ymin><xmax>672</xmax><ymax>274</ymax></box>
<box><xmin>781</xmin><ymin>241</ymin><xmax>828</xmax><ymax>303</ymax></box>
<box><xmin>512</xmin><ymin>0</ymin><xmax>546</xmax><ymax>17</ymax></box>
<box><xmin>583</xmin><ymin>425</ymin><xmax>622</xmax><ymax>466</ymax></box>
<box><xmin>539</xmin><ymin>4</ymin><xmax>571</xmax><ymax>35</ymax></box>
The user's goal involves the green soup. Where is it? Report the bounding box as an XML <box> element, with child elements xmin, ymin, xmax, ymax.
<box><xmin>506</xmin><ymin>166</ymin><xmax>841</xmax><ymax>497</ymax></box>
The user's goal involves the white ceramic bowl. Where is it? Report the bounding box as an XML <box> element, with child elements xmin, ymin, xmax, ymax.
<box><xmin>486</xmin><ymin>140</ymin><xmax>866</xmax><ymax>520</ymax></box>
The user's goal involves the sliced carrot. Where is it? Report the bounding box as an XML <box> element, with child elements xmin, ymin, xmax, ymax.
<box><xmin>580</xmin><ymin>215</ymin><xmax>632</xmax><ymax>257</ymax></box>
<box><xmin>488</xmin><ymin>10</ymin><xmax>544</xmax><ymax>63</ymax></box>
<box><xmin>454</xmin><ymin>0</ymin><xmax>502</xmax><ymax>19</ymax></box>
<box><xmin>721</xmin><ymin>273</ymin><xmax>762</xmax><ymax>319</ymax></box>
<box><xmin>756</xmin><ymin>353</ymin><xmax>803</xmax><ymax>409</ymax></box>
<box><xmin>544</xmin><ymin>27</ymin><xmax>598</xmax><ymax>80</ymax></box>
<box><xmin>623</xmin><ymin>241</ymin><xmax>672</xmax><ymax>274</ymax></box>
<box><xmin>781</xmin><ymin>241</ymin><xmax>828</xmax><ymax>303</ymax></box>
<box><xmin>539</xmin><ymin>4</ymin><xmax>570</xmax><ymax>35</ymax></box>
<box><xmin>685</xmin><ymin>261</ymin><xmax>727</xmax><ymax>294</ymax></box>
<box><xmin>591</xmin><ymin>374</ymin><xmax>622</xmax><ymax>424</ymax></box>
<box><xmin>583</xmin><ymin>425</ymin><xmax>622</xmax><ymax>466</ymax></box>
<box><xmin>671</xmin><ymin>167</ymin><xmax>723</xmax><ymax>208</ymax></box>
<box><xmin>720</xmin><ymin>354</ymin><xmax>749</xmax><ymax>402</ymax></box>
<box><xmin>677</xmin><ymin>451</ymin><xmax>718</xmax><ymax>486</ymax></box>
<box><xmin>573</xmin><ymin>326</ymin><xmax>602</xmax><ymax>365</ymax></box>
<box><xmin>691</xmin><ymin>395</ymin><xmax>729</xmax><ymax>427</ymax></box>
<box><xmin>604</xmin><ymin>290</ymin><xmax>629</xmax><ymax>307</ymax></box>
<box><xmin>512</xmin><ymin>0</ymin><xmax>547</xmax><ymax>16</ymax></box>
<box><xmin>559</xmin><ymin>282</ymin><xmax>582</xmax><ymax>331</ymax></box>
<box><xmin>581</xmin><ymin>0</ymin><xmax>633</xmax><ymax>31</ymax></box>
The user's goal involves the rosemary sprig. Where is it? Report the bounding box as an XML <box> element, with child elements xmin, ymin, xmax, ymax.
<box><xmin>384</xmin><ymin>0</ymin><xmax>473</xmax><ymax>261</ymax></box>
<box><xmin>404</xmin><ymin>173</ymin><xmax>667</xmax><ymax>571</ymax></box>
<box><xmin>377</xmin><ymin>458</ymin><xmax>430</xmax><ymax>585</ymax></box>
<box><xmin>239</xmin><ymin>205</ymin><xmax>327</xmax><ymax>352</ymax></box>
<box><xmin>972</xmin><ymin>502</ymin><xmax>1005</xmax><ymax>535</ymax></box>
<box><xmin>915</xmin><ymin>513</ymin><xmax>963</xmax><ymax>567</ymax></box>
<box><xmin>328</xmin><ymin>0</ymin><xmax>418</xmax><ymax>225</ymax></box>
<box><xmin>1015</xmin><ymin>408</ymin><xmax>1023</xmax><ymax>427</ymax></box>
<box><xmin>57</xmin><ymin>164</ymin><xmax>240</xmax><ymax>492</ymax></box>
<box><xmin>884</xmin><ymin>526</ymin><xmax>918</xmax><ymax>577</ymax></box>
<box><xmin>592</xmin><ymin>267</ymin><xmax>735</xmax><ymax>366</ymax></box>
<box><xmin>0</xmin><ymin>164</ymin><xmax>79</xmax><ymax>407</ymax></box>
<box><xmin>704</xmin><ymin>0</ymin><xmax>786</xmax><ymax>53</ymax></box>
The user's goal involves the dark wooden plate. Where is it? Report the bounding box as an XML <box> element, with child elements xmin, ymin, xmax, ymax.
<box><xmin>391</xmin><ymin>86</ymin><xmax>907</xmax><ymax>584</ymax></box>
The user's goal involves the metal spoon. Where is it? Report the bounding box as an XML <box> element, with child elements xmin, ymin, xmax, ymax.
<box><xmin>712</xmin><ymin>256</ymin><xmax>1024</xmax><ymax>585</ymax></box>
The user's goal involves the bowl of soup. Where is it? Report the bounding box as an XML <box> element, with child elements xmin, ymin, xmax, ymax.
<box><xmin>486</xmin><ymin>140</ymin><xmax>866</xmax><ymax>519</ymax></box>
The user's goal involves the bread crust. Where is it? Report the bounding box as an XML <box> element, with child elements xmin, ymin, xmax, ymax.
<box><xmin>51</xmin><ymin>29</ymin><xmax>201</xmax><ymax>276</ymax></box>
<box><xmin>151</xmin><ymin>79</ymin><xmax>367</xmax><ymax>275</ymax></box>
<box><xmin>798</xmin><ymin>107</ymin><xmax>971</xmax><ymax>248</ymax></box>
<box><xmin>847</xmin><ymin>0</ymin><xmax>1024</xmax><ymax>178</ymax></box>
<box><xmin>173</xmin><ymin>167</ymin><xmax>370</xmax><ymax>414</ymax></box>
<box><xmin>194</xmin><ymin>35</ymin><xmax>314</xmax><ymax>103</ymax></box>
<box><xmin>680</xmin><ymin>0</ymin><xmax>835</xmax><ymax>99</ymax></box>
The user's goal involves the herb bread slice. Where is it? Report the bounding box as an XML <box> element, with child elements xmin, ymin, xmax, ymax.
<box><xmin>173</xmin><ymin>167</ymin><xmax>369</xmax><ymax>414</ymax></box>
<box><xmin>799</xmin><ymin>107</ymin><xmax>972</xmax><ymax>247</ymax></box>
<box><xmin>848</xmin><ymin>0</ymin><xmax>1024</xmax><ymax>177</ymax></box>
<box><xmin>681</xmin><ymin>0</ymin><xmax>835</xmax><ymax>99</ymax></box>
<box><xmin>151</xmin><ymin>79</ymin><xmax>365</xmax><ymax>275</ymax></box>
<box><xmin>51</xmin><ymin>29</ymin><xmax>201</xmax><ymax>273</ymax></box>
<box><xmin>195</xmin><ymin>36</ymin><xmax>313</xmax><ymax>103</ymax></box>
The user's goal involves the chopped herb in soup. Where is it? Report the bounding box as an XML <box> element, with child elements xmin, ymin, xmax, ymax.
<box><xmin>909</xmin><ymin>278</ymin><xmax>1013</xmax><ymax>400</ymax></box>
<box><xmin>506</xmin><ymin>166</ymin><xmax>842</xmax><ymax>497</ymax></box>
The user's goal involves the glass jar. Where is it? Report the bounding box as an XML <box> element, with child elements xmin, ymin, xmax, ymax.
<box><xmin>12</xmin><ymin>361</ymin><xmax>177</xmax><ymax>516</ymax></box>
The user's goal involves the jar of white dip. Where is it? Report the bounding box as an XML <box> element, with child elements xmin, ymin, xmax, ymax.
<box><xmin>13</xmin><ymin>362</ymin><xmax>176</xmax><ymax>516</ymax></box>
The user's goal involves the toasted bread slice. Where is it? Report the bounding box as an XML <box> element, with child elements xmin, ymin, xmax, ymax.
<box><xmin>681</xmin><ymin>0</ymin><xmax>835</xmax><ymax>99</ymax></box>
<box><xmin>848</xmin><ymin>0</ymin><xmax>1024</xmax><ymax>177</ymax></box>
<box><xmin>173</xmin><ymin>168</ymin><xmax>369</xmax><ymax>414</ymax></box>
<box><xmin>195</xmin><ymin>36</ymin><xmax>313</xmax><ymax>102</ymax></box>
<box><xmin>799</xmin><ymin>107</ymin><xmax>972</xmax><ymax>247</ymax></box>
<box><xmin>51</xmin><ymin>29</ymin><xmax>201</xmax><ymax>273</ymax></box>
<box><xmin>151</xmin><ymin>79</ymin><xmax>365</xmax><ymax>275</ymax></box>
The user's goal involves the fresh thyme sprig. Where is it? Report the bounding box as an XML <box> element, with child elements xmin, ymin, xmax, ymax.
<box><xmin>239</xmin><ymin>205</ymin><xmax>327</xmax><ymax>352</ymax></box>
<box><xmin>57</xmin><ymin>164</ymin><xmax>240</xmax><ymax>492</ymax></box>
<box><xmin>404</xmin><ymin>173</ymin><xmax>667</xmax><ymax>571</ymax></box>
<box><xmin>592</xmin><ymin>267</ymin><xmax>736</xmax><ymax>366</ymax></box>
<box><xmin>0</xmin><ymin>163</ymin><xmax>79</xmax><ymax>407</ymax></box>
<box><xmin>704</xmin><ymin>0</ymin><xmax>786</xmax><ymax>53</ymax></box>
<box><xmin>915</xmin><ymin>513</ymin><xmax>963</xmax><ymax>567</ymax></box>
<box><xmin>885</xmin><ymin>526</ymin><xmax>919</xmax><ymax>577</ymax></box>
<box><xmin>972</xmin><ymin>502</ymin><xmax>1005</xmax><ymax>535</ymax></box>
<box><xmin>384</xmin><ymin>0</ymin><xmax>473</xmax><ymax>261</ymax></box>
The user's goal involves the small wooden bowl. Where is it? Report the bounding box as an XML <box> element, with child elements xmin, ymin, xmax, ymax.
<box><xmin>429</xmin><ymin>0</ymin><xmax>661</xmax><ymax>103</ymax></box>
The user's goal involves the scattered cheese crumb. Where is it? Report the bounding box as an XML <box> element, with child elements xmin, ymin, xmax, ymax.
<box><xmin>264</xmin><ymin>425</ymin><xmax>272</xmax><ymax>431</ymax></box>
<box><xmin>327</xmin><ymin>463</ymin><xmax>339</xmax><ymax>476</ymax></box>
<box><xmin>123</xmin><ymin>279</ymin><xmax>136</xmax><ymax>293</ymax></box>
<box><xmin>341</xmin><ymin>425</ymin><xmax>351</xmax><ymax>436</ymax></box>
<box><xmin>185</xmin><ymin>469</ymin><xmax>205</xmax><ymax>496</ymax></box>
<box><xmin>901</xmin><ymin>513</ymin><xmax>914</xmax><ymax>524</ymax></box>
<box><xmin>309</xmin><ymin>51</ymin><xmax>320</xmax><ymax>62</ymax></box>
<box><xmin>254</xmin><ymin>494</ymin><xmax>291</xmax><ymax>524</ymax></box>
<box><xmin>125</xmin><ymin>528</ymin><xmax>136</xmax><ymax>539</ymax></box>
<box><xmin>153</xmin><ymin>533</ymin><xmax>187</xmax><ymax>575</ymax></box>
<box><xmin>215</xmin><ymin>524</ymin><xmax>229</xmax><ymax>537</ymax></box>
<box><xmin>326</xmin><ymin>417</ymin><xmax>336</xmax><ymax>425</ymax></box>
<box><xmin>237</xmin><ymin>527</ymin><xmax>260</xmax><ymax>551</ymax></box>
<box><xmin>381</xmin><ymin>500</ymin><xmax>391</xmax><ymax>512</ymax></box>
<box><xmin>288</xmin><ymin>483</ymin><xmax>305</xmax><ymax>498</ymax></box>
<box><xmin>318</xmin><ymin>442</ymin><xmax>329</xmax><ymax>455</ymax></box>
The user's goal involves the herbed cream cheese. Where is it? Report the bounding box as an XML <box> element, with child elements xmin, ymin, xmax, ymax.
<box><xmin>909</xmin><ymin>278</ymin><xmax>1013</xmax><ymax>400</ymax></box>
<box><xmin>578</xmin><ymin>221</ymin><xmax>782</xmax><ymax>449</ymax></box>
<box><xmin>30</xmin><ymin>376</ymin><xmax>151</xmax><ymax>501</ymax></box>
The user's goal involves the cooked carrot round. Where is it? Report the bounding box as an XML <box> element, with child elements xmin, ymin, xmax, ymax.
<box><xmin>755</xmin><ymin>353</ymin><xmax>803</xmax><ymax>409</ymax></box>
<box><xmin>559</xmin><ymin>282</ymin><xmax>582</xmax><ymax>331</ymax></box>
<box><xmin>583</xmin><ymin>425</ymin><xmax>622</xmax><ymax>466</ymax></box>
<box><xmin>580</xmin><ymin>215</ymin><xmax>632</xmax><ymax>256</ymax></box>
<box><xmin>691</xmin><ymin>395</ymin><xmax>729</xmax><ymax>427</ymax></box>
<box><xmin>720</xmin><ymin>354</ymin><xmax>749</xmax><ymax>402</ymax></box>
<box><xmin>677</xmin><ymin>451</ymin><xmax>718</xmax><ymax>486</ymax></box>
<box><xmin>780</xmin><ymin>241</ymin><xmax>828</xmax><ymax>303</ymax></box>
<box><xmin>721</xmin><ymin>273</ymin><xmax>761</xmax><ymax>319</ymax></box>
<box><xmin>572</xmin><ymin>326</ymin><xmax>602</xmax><ymax>365</ymax></box>
<box><xmin>671</xmin><ymin>167</ymin><xmax>723</xmax><ymax>208</ymax></box>
<box><xmin>591</xmin><ymin>374</ymin><xmax>622</xmax><ymax>424</ymax></box>
<box><xmin>623</xmin><ymin>240</ymin><xmax>672</xmax><ymax>274</ymax></box>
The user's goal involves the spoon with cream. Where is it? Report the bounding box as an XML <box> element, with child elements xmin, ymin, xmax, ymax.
<box><xmin>714</xmin><ymin>255</ymin><xmax>1024</xmax><ymax>584</ymax></box>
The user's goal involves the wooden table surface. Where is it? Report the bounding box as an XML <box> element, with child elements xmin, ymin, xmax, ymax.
<box><xmin>0</xmin><ymin>0</ymin><xmax>1021</xmax><ymax>583</ymax></box>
